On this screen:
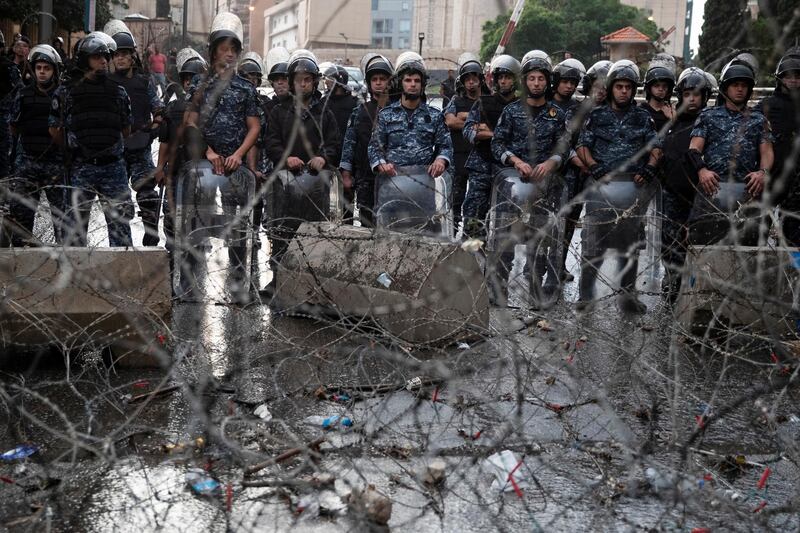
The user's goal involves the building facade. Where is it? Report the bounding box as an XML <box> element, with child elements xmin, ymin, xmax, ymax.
<box><xmin>263</xmin><ymin>0</ymin><xmax>371</xmax><ymax>52</ymax></box>
<box><xmin>620</xmin><ymin>0</ymin><xmax>691</xmax><ymax>58</ymax></box>
<box><xmin>412</xmin><ymin>0</ymin><xmax>511</xmax><ymax>55</ymax></box>
<box><xmin>371</xmin><ymin>0</ymin><xmax>414</xmax><ymax>50</ymax></box>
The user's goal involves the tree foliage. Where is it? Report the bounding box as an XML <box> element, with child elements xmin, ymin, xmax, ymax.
<box><xmin>479</xmin><ymin>0</ymin><xmax>659</xmax><ymax>65</ymax></box>
<box><xmin>698</xmin><ymin>0</ymin><xmax>800</xmax><ymax>81</ymax></box>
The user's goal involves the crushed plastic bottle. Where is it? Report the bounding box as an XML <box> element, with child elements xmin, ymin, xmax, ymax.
<box><xmin>405</xmin><ymin>377</ymin><xmax>423</xmax><ymax>391</ymax></box>
<box><xmin>304</xmin><ymin>415</ymin><xmax>353</xmax><ymax>430</ymax></box>
<box><xmin>254</xmin><ymin>404</ymin><xmax>273</xmax><ymax>421</ymax></box>
<box><xmin>483</xmin><ymin>450</ymin><xmax>528</xmax><ymax>494</ymax></box>
<box><xmin>185</xmin><ymin>468</ymin><xmax>221</xmax><ymax>496</ymax></box>
<box><xmin>1</xmin><ymin>445</ymin><xmax>38</xmax><ymax>462</ymax></box>
<box><xmin>376</xmin><ymin>272</ymin><xmax>393</xmax><ymax>288</ymax></box>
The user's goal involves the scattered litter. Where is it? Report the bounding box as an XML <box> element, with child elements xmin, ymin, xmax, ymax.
<box><xmin>311</xmin><ymin>472</ymin><xmax>336</xmax><ymax>487</ymax></box>
<box><xmin>457</xmin><ymin>342</ymin><xmax>470</xmax><ymax>350</ymax></box>
<box><xmin>634</xmin><ymin>406</ymin><xmax>652</xmax><ymax>421</ymax></box>
<box><xmin>458</xmin><ymin>428</ymin><xmax>482</xmax><ymax>441</ymax></box>
<box><xmin>644</xmin><ymin>467</ymin><xmax>695</xmax><ymax>494</ymax></box>
<box><xmin>254</xmin><ymin>404</ymin><xmax>273</xmax><ymax>421</ymax></box>
<box><xmin>330</xmin><ymin>393</ymin><xmax>351</xmax><ymax>403</ymax></box>
<box><xmin>349</xmin><ymin>484</ymin><xmax>392</xmax><ymax>525</ymax></box>
<box><xmin>536</xmin><ymin>319</ymin><xmax>553</xmax><ymax>332</ymax></box>
<box><xmin>296</xmin><ymin>494</ymin><xmax>320</xmax><ymax>517</ymax></box>
<box><xmin>756</xmin><ymin>467</ymin><xmax>771</xmax><ymax>490</ymax></box>
<box><xmin>1</xmin><ymin>445</ymin><xmax>38</xmax><ymax>462</ymax></box>
<box><xmin>132</xmin><ymin>380</ymin><xmax>149</xmax><ymax>389</ymax></box>
<box><xmin>186</xmin><ymin>468</ymin><xmax>221</xmax><ymax>496</ymax></box>
<box><xmin>545</xmin><ymin>376</ymin><xmax>556</xmax><ymax>386</ymax></box>
<box><xmin>319</xmin><ymin>490</ymin><xmax>347</xmax><ymax>515</ymax></box>
<box><xmin>376</xmin><ymin>272</ymin><xmax>393</xmax><ymax>288</ymax></box>
<box><xmin>420</xmin><ymin>458</ymin><xmax>447</xmax><ymax>485</ymax></box>
<box><xmin>484</xmin><ymin>450</ymin><xmax>528</xmax><ymax>496</ymax></box>
<box><xmin>163</xmin><ymin>437</ymin><xmax>205</xmax><ymax>454</ymax></box>
<box><xmin>127</xmin><ymin>385</ymin><xmax>180</xmax><ymax>404</ymax></box>
<box><xmin>245</xmin><ymin>437</ymin><xmax>326</xmax><ymax>476</ymax></box>
<box><xmin>460</xmin><ymin>238</ymin><xmax>484</xmax><ymax>253</ymax></box>
<box><xmin>406</xmin><ymin>377</ymin><xmax>423</xmax><ymax>391</ymax></box>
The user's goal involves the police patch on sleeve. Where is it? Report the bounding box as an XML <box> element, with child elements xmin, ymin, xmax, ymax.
<box><xmin>51</xmin><ymin>98</ymin><xmax>59</xmax><ymax>110</ymax></box>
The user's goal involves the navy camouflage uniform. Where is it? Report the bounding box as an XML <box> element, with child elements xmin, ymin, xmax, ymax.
<box><xmin>689</xmin><ymin>106</ymin><xmax>773</xmax><ymax>245</ymax></box>
<box><xmin>490</xmin><ymin>99</ymin><xmax>568</xmax><ymax>300</ymax></box>
<box><xmin>462</xmin><ymin>93</ymin><xmax>518</xmax><ymax>238</ymax></box>
<box><xmin>368</xmin><ymin>99</ymin><xmax>453</xmax><ymax>172</ymax></box>
<box><xmin>576</xmin><ymin>103</ymin><xmax>660</xmax><ymax>301</ymax></box>
<box><xmin>50</xmin><ymin>78</ymin><xmax>134</xmax><ymax>247</ymax></box>
<box><xmin>4</xmin><ymin>83</ymin><xmax>65</xmax><ymax>245</ymax></box>
<box><xmin>340</xmin><ymin>100</ymin><xmax>383</xmax><ymax>226</ymax></box>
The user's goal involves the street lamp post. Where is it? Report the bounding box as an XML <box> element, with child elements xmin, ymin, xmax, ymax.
<box><xmin>339</xmin><ymin>32</ymin><xmax>349</xmax><ymax>63</ymax></box>
<box><xmin>418</xmin><ymin>32</ymin><xmax>424</xmax><ymax>55</ymax></box>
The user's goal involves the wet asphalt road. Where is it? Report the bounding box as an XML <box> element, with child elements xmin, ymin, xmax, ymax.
<box><xmin>2</xmin><ymin>178</ymin><xmax>800</xmax><ymax>531</ymax></box>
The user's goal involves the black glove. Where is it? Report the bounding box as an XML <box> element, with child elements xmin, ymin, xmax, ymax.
<box><xmin>589</xmin><ymin>163</ymin><xmax>605</xmax><ymax>181</ymax></box>
<box><xmin>639</xmin><ymin>164</ymin><xmax>658</xmax><ymax>182</ymax></box>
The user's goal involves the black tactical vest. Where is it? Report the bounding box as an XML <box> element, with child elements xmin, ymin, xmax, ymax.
<box><xmin>69</xmin><ymin>77</ymin><xmax>124</xmax><ymax>158</ymax></box>
<box><xmin>449</xmin><ymin>95</ymin><xmax>477</xmax><ymax>156</ymax></box>
<box><xmin>475</xmin><ymin>93</ymin><xmax>517</xmax><ymax>162</ymax></box>
<box><xmin>0</xmin><ymin>59</ymin><xmax>16</xmax><ymax>103</ymax></box>
<box><xmin>354</xmin><ymin>100</ymin><xmax>381</xmax><ymax>176</ymax></box>
<box><xmin>17</xmin><ymin>85</ymin><xmax>58</xmax><ymax>157</ymax></box>
<box><xmin>111</xmin><ymin>71</ymin><xmax>153</xmax><ymax>150</ymax></box>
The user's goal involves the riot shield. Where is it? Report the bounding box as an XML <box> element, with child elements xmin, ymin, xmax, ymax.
<box><xmin>267</xmin><ymin>168</ymin><xmax>342</xmax><ymax>226</ymax></box>
<box><xmin>374</xmin><ymin>166</ymin><xmax>453</xmax><ymax>237</ymax></box>
<box><xmin>581</xmin><ymin>174</ymin><xmax>658</xmax><ymax>258</ymax></box>
<box><xmin>687</xmin><ymin>181</ymin><xmax>761</xmax><ymax>246</ymax></box>
<box><xmin>486</xmin><ymin>167</ymin><xmax>563</xmax><ymax>306</ymax></box>
<box><xmin>174</xmin><ymin>160</ymin><xmax>256</xmax><ymax>302</ymax></box>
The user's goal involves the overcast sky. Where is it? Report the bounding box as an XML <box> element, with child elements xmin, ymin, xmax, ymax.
<box><xmin>690</xmin><ymin>0</ymin><xmax>706</xmax><ymax>56</ymax></box>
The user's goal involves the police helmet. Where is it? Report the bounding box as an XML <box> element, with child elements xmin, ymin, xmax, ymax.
<box><xmin>363</xmin><ymin>53</ymin><xmax>393</xmax><ymax>86</ymax></box>
<box><xmin>457</xmin><ymin>52</ymin><xmax>484</xmax><ymax>83</ymax></box>
<box><xmin>176</xmin><ymin>47</ymin><xmax>206</xmax><ymax>73</ymax></box>
<box><xmin>76</xmin><ymin>34</ymin><xmax>112</xmax><ymax>71</ymax></box>
<box><xmin>606</xmin><ymin>59</ymin><xmax>640</xmax><ymax>91</ymax></box>
<box><xmin>719</xmin><ymin>58</ymin><xmax>756</xmax><ymax>92</ymax></box>
<box><xmin>111</xmin><ymin>32</ymin><xmax>136</xmax><ymax>52</ymax></box>
<box><xmin>776</xmin><ymin>46</ymin><xmax>800</xmax><ymax>78</ymax></box>
<box><xmin>520</xmin><ymin>50</ymin><xmax>552</xmax><ymax>78</ymax></box>
<box><xmin>675</xmin><ymin>67</ymin><xmax>713</xmax><ymax>107</ymax></box>
<box><xmin>732</xmin><ymin>51</ymin><xmax>759</xmax><ymax>79</ymax></box>
<box><xmin>395</xmin><ymin>51</ymin><xmax>427</xmax><ymax>79</ymax></box>
<box><xmin>87</xmin><ymin>31</ymin><xmax>117</xmax><ymax>53</ymax></box>
<box><xmin>644</xmin><ymin>54</ymin><xmax>676</xmax><ymax>100</ymax></box>
<box><xmin>29</xmin><ymin>44</ymin><xmax>61</xmax><ymax>69</ymax></box>
<box><xmin>552</xmin><ymin>58</ymin><xmax>586</xmax><ymax>89</ymax></box>
<box><xmin>490</xmin><ymin>54</ymin><xmax>521</xmax><ymax>92</ymax></box>
<box><xmin>287</xmin><ymin>49</ymin><xmax>320</xmax><ymax>91</ymax></box>
<box><xmin>266</xmin><ymin>46</ymin><xmax>290</xmax><ymax>81</ymax></box>
<box><xmin>324</xmin><ymin>64</ymin><xmax>349</xmax><ymax>88</ymax></box>
<box><xmin>208</xmin><ymin>12</ymin><xmax>244</xmax><ymax>57</ymax></box>
<box><xmin>581</xmin><ymin>60</ymin><xmax>612</xmax><ymax>95</ymax></box>
<box><xmin>239</xmin><ymin>51</ymin><xmax>264</xmax><ymax>80</ymax></box>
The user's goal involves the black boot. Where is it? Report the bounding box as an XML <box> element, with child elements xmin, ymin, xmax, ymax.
<box><xmin>577</xmin><ymin>254</ymin><xmax>601</xmax><ymax>311</ymax></box>
<box><xmin>618</xmin><ymin>256</ymin><xmax>646</xmax><ymax>313</ymax></box>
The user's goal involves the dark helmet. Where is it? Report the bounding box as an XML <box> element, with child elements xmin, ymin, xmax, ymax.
<box><xmin>287</xmin><ymin>49</ymin><xmax>320</xmax><ymax>92</ymax></box>
<box><xmin>644</xmin><ymin>56</ymin><xmax>676</xmax><ymax>100</ymax></box>
<box><xmin>28</xmin><ymin>44</ymin><xmax>61</xmax><ymax>70</ymax></box>
<box><xmin>362</xmin><ymin>53</ymin><xmax>393</xmax><ymax>81</ymax></box>
<box><xmin>86</xmin><ymin>31</ymin><xmax>117</xmax><ymax>53</ymax></box>
<box><xmin>208</xmin><ymin>12</ymin><xmax>244</xmax><ymax>58</ymax></box>
<box><xmin>395</xmin><ymin>51</ymin><xmax>427</xmax><ymax>81</ymax></box>
<box><xmin>489</xmin><ymin>54</ymin><xmax>521</xmax><ymax>93</ymax></box>
<box><xmin>266</xmin><ymin>46</ymin><xmax>290</xmax><ymax>81</ymax></box>
<box><xmin>324</xmin><ymin>64</ymin><xmax>349</xmax><ymax>88</ymax></box>
<box><xmin>520</xmin><ymin>50</ymin><xmax>552</xmax><ymax>79</ymax></box>
<box><xmin>675</xmin><ymin>67</ymin><xmax>713</xmax><ymax>108</ymax></box>
<box><xmin>552</xmin><ymin>58</ymin><xmax>586</xmax><ymax>90</ymax></box>
<box><xmin>239</xmin><ymin>51</ymin><xmax>263</xmax><ymax>81</ymax></box>
<box><xmin>606</xmin><ymin>59</ymin><xmax>640</xmax><ymax>91</ymax></box>
<box><xmin>719</xmin><ymin>58</ymin><xmax>756</xmax><ymax>96</ymax></box>
<box><xmin>111</xmin><ymin>32</ymin><xmax>136</xmax><ymax>52</ymax></box>
<box><xmin>76</xmin><ymin>34</ymin><xmax>112</xmax><ymax>71</ymax></box>
<box><xmin>776</xmin><ymin>46</ymin><xmax>800</xmax><ymax>79</ymax></box>
<box><xmin>176</xmin><ymin>47</ymin><xmax>207</xmax><ymax>77</ymax></box>
<box><xmin>457</xmin><ymin>52</ymin><xmax>484</xmax><ymax>84</ymax></box>
<box><xmin>581</xmin><ymin>60</ymin><xmax>612</xmax><ymax>95</ymax></box>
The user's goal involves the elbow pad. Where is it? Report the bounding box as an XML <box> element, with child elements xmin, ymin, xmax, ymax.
<box><xmin>686</xmin><ymin>149</ymin><xmax>706</xmax><ymax>172</ymax></box>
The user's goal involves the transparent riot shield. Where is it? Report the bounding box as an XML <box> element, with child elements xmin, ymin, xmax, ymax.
<box><xmin>581</xmin><ymin>174</ymin><xmax>658</xmax><ymax>258</ymax></box>
<box><xmin>688</xmin><ymin>181</ymin><xmax>761</xmax><ymax>246</ymax></box>
<box><xmin>267</xmin><ymin>168</ymin><xmax>343</xmax><ymax>225</ymax></box>
<box><xmin>374</xmin><ymin>166</ymin><xmax>453</xmax><ymax>237</ymax></box>
<box><xmin>486</xmin><ymin>167</ymin><xmax>562</xmax><ymax>306</ymax></box>
<box><xmin>174</xmin><ymin>160</ymin><xmax>256</xmax><ymax>302</ymax></box>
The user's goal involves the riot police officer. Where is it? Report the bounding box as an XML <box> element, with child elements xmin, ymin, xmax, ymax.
<box><xmin>687</xmin><ymin>58</ymin><xmax>774</xmax><ymax>246</ymax></box>
<box><xmin>490</xmin><ymin>50</ymin><xmax>568</xmax><ymax>307</ymax></box>
<box><xmin>641</xmin><ymin>54</ymin><xmax>676</xmax><ymax>133</ymax></box>
<box><xmin>445</xmin><ymin>53</ymin><xmax>488</xmax><ymax>235</ymax></box>
<box><xmin>558</xmin><ymin>60</ymin><xmax>612</xmax><ymax>282</ymax></box>
<box><xmin>660</xmin><ymin>67</ymin><xmax>714</xmax><ymax>302</ymax></box>
<box><xmin>339</xmin><ymin>53</ymin><xmax>393</xmax><ymax>226</ymax></box>
<box><xmin>106</xmin><ymin>21</ymin><xmax>165</xmax><ymax>246</ymax></box>
<box><xmin>576</xmin><ymin>60</ymin><xmax>662</xmax><ymax>313</ymax></box>
<box><xmin>0</xmin><ymin>30</ymin><xmax>22</xmax><ymax>181</ymax></box>
<box><xmin>551</xmin><ymin>58</ymin><xmax>585</xmax><ymax>115</ymax></box>
<box><xmin>462</xmin><ymin>54</ymin><xmax>520</xmax><ymax>239</ymax></box>
<box><xmin>322</xmin><ymin>64</ymin><xmax>358</xmax><ymax>222</ymax></box>
<box><xmin>263</xmin><ymin>49</ymin><xmax>341</xmax><ymax>275</ymax></box>
<box><xmin>49</xmin><ymin>34</ymin><xmax>134</xmax><ymax>247</ymax></box>
<box><xmin>3</xmin><ymin>45</ymin><xmax>64</xmax><ymax>246</ymax></box>
<box><xmin>757</xmin><ymin>47</ymin><xmax>800</xmax><ymax>245</ymax></box>
<box><xmin>368</xmin><ymin>52</ymin><xmax>452</xmax><ymax>185</ymax></box>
